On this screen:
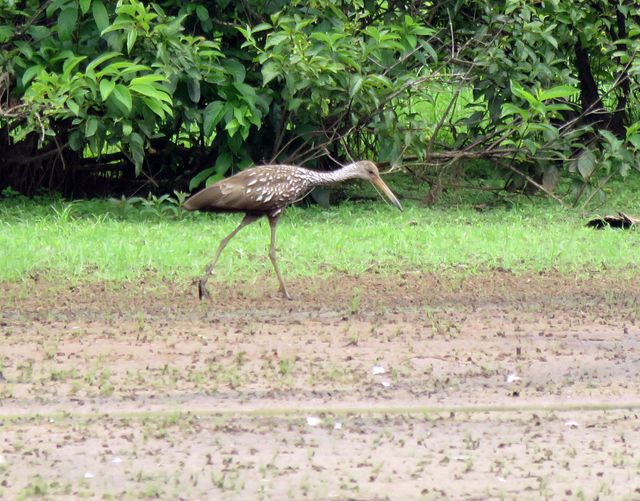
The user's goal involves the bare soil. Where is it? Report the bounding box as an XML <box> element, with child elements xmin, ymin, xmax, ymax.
<box><xmin>1</xmin><ymin>271</ymin><xmax>640</xmax><ymax>500</ymax></box>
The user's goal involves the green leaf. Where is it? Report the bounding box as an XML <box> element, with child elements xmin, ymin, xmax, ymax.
<box><xmin>97</xmin><ymin>62</ymin><xmax>150</xmax><ymax>77</ymax></box>
<box><xmin>79</xmin><ymin>0</ymin><xmax>91</xmax><ymax>14</ymax></box>
<box><xmin>14</xmin><ymin>41</ymin><xmax>33</xmax><ymax>59</ymax></box>
<box><xmin>69</xmin><ymin>130</ymin><xmax>84</xmax><ymax>151</ymax></box>
<box><xmin>422</xmin><ymin>42</ymin><xmax>438</xmax><ymax>63</ymax></box>
<box><xmin>628</xmin><ymin>134</ymin><xmax>640</xmax><ymax>150</ymax></box>
<box><xmin>67</xmin><ymin>98</ymin><xmax>80</xmax><ymax>116</ymax></box>
<box><xmin>541</xmin><ymin>32</ymin><xmax>558</xmax><ymax>49</ymax></box>
<box><xmin>203</xmin><ymin>101</ymin><xmax>225</xmax><ymax>136</ymax></box>
<box><xmin>86</xmin><ymin>52</ymin><xmax>121</xmax><ymax>73</ymax></box>
<box><xmin>101</xmin><ymin>20</ymin><xmax>130</xmax><ymax>36</ymax></box>
<box><xmin>127</xmin><ymin>30</ymin><xmax>137</xmax><ymax>53</ymax></box>
<box><xmin>112</xmin><ymin>84</ymin><xmax>132</xmax><ymax>113</ymax></box>
<box><xmin>349</xmin><ymin>75</ymin><xmax>363</xmax><ymax>98</ymax></box>
<box><xmin>576</xmin><ymin>149</ymin><xmax>596</xmax><ymax>180</ymax></box>
<box><xmin>99</xmin><ymin>79</ymin><xmax>116</xmax><ymax>101</ymax></box>
<box><xmin>92</xmin><ymin>0</ymin><xmax>110</xmax><ymax>33</ymax></box>
<box><xmin>542</xmin><ymin>165</ymin><xmax>560</xmax><ymax>192</ymax></box>
<box><xmin>213</xmin><ymin>152</ymin><xmax>232</xmax><ymax>178</ymax></box>
<box><xmin>141</xmin><ymin>96</ymin><xmax>169</xmax><ymax>119</ymax></box>
<box><xmin>222</xmin><ymin>60</ymin><xmax>246</xmax><ymax>83</ymax></box>
<box><xmin>58</xmin><ymin>6</ymin><xmax>78</xmax><ymax>41</ymax></box>
<box><xmin>462</xmin><ymin>110</ymin><xmax>485</xmax><ymax>126</ymax></box>
<box><xmin>538</xmin><ymin>85</ymin><xmax>579</xmax><ymax>101</ymax></box>
<box><xmin>22</xmin><ymin>65</ymin><xmax>43</xmax><ymax>86</ymax></box>
<box><xmin>366</xmin><ymin>74</ymin><xmax>392</xmax><ymax>88</ymax></box>
<box><xmin>195</xmin><ymin>5</ymin><xmax>210</xmax><ymax>23</ymax></box>
<box><xmin>252</xmin><ymin>23</ymin><xmax>272</xmax><ymax>33</ymax></box>
<box><xmin>214</xmin><ymin>153</ymin><xmax>232</xmax><ymax>172</ymax></box>
<box><xmin>523</xmin><ymin>139</ymin><xmax>538</xmax><ymax>155</ymax></box>
<box><xmin>189</xmin><ymin>167</ymin><xmax>215</xmax><ymax>191</ymax></box>
<box><xmin>261</xmin><ymin>62</ymin><xmax>280</xmax><ymax>86</ymax></box>
<box><xmin>225</xmin><ymin>118</ymin><xmax>240</xmax><ymax>137</ymax></box>
<box><xmin>544</xmin><ymin>103</ymin><xmax>574</xmax><ymax>113</ymax></box>
<box><xmin>129</xmin><ymin>83</ymin><xmax>171</xmax><ymax>103</ymax></box>
<box><xmin>599</xmin><ymin>129</ymin><xmax>619</xmax><ymax>146</ymax></box>
<box><xmin>265</xmin><ymin>32</ymin><xmax>288</xmax><ymax>49</ymax></box>
<box><xmin>85</xmin><ymin>117</ymin><xmax>98</xmax><ymax>137</ymax></box>
<box><xmin>501</xmin><ymin>103</ymin><xmax>528</xmax><ymax>119</ymax></box>
<box><xmin>0</xmin><ymin>25</ymin><xmax>14</xmax><ymax>43</ymax></box>
<box><xmin>26</xmin><ymin>25</ymin><xmax>49</xmax><ymax>41</ymax></box>
<box><xmin>510</xmin><ymin>81</ymin><xmax>539</xmax><ymax>107</ymax></box>
<box><xmin>63</xmin><ymin>56</ymin><xmax>86</xmax><ymax>76</ymax></box>
<box><xmin>130</xmin><ymin>133</ymin><xmax>145</xmax><ymax>175</ymax></box>
<box><xmin>187</xmin><ymin>76</ymin><xmax>201</xmax><ymax>103</ymax></box>
<box><xmin>287</xmin><ymin>98</ymin><xmax>302</xmax><ymax>112</ymax></box>
<box><xmin>130</xmin><ymin>74</ymin><xmax>167</xmax><ymax>85</ymax></box>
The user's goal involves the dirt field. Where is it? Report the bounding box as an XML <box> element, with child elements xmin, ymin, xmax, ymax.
<box><xmin>2</xmin><ymin>271</ymin><xmax>640</xmax><ymax>500</ymax></box>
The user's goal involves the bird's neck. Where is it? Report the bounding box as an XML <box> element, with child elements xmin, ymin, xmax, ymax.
<box><xmin>308</xmin><ymin>164</ymin><xmax>360</xmax><ymax>186</ymax></box>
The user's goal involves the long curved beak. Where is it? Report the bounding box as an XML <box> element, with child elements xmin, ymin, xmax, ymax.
<box><xmin>371</xmin><ymin>175</ymin><xmax>403</xmax><ymax>211</ymax></box>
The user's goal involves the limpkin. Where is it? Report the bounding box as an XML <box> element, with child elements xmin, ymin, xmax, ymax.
<box><xmin>183</xmin><ymin>160</ymin><xmax>402</xmax><ymax>300</ymax></box>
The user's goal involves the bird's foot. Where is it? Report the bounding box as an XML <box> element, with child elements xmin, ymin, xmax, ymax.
<box><xmin>198</xmin><ymin>279</ymin><xmax>211</xmax><ymax>301</ymax></box>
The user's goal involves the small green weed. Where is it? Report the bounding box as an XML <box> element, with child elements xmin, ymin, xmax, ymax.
<box><xmin>278</xmin><ymin>357</ymin><xmax>296</xmax><ymax>377</ymax></box>
<box><xmin>349</xmin><ymin>287</ymin><xmax>362</xmax><ymax>314</ymax></box>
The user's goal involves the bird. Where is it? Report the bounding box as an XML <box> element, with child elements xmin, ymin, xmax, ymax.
<box><xmin>183</xmin><ymin>160</ymin><xmax>403</xmax><ymax>300</ymax></box>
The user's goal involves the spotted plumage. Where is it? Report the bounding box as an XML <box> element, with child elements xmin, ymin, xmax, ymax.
<box><xmin>183</xmin><ymin>160</ymin><xmax>402</xmax><ymax>300</ymax></box>
<box><xmin>185</xmin><ymin>165</ymin><xmax>334</xmax><ymax>217</ymax></box>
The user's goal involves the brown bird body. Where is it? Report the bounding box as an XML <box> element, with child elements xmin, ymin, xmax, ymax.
<box><xmin>184</xmin><ymin>160</ymin><xmax>402</xmax><ymax>300</ymax></box>
<box><xmin>185</xmin><ymin>165</ymin><xmax>326</xmax><ymax>216</ymax></box>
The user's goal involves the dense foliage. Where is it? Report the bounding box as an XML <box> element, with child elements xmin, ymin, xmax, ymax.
<box><xmin>1</xmin><ymin>0</ymin><xmax>639</xmax><ymax>202</ymax></box>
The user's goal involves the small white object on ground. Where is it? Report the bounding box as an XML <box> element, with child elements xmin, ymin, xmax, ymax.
<box><xmin>306</xmin><ymin>416</ymin><xmax>321</xmax><ymax>427</ymax></box>
<box><xmin>372</xmin><ymin>365</ymin><xmax>386</xmax><ymax>375</ymax></box>
<box><xmin>112</xmin><ymin>457</ymin><xmax>123</xmax><ymax>464</ymax></box>
<box><xmin>333</xmin><ymin>422</ymin><xmax>342</xmax><ymax>430</ymax></box>
<box><xmin>381</xmin><ymin>380</ymin><xmax>391</xmax><ymax>388</ymax></box>
<box><xmin>565</xmin><ymin>420</ymin><xmax>579</xmax><ymax>428</ymax></box>
<box><xmin>84</xmin><ymin>472</ymin><xmax>94</xmax><ymax>479</ymax></box>
<box><xmin>506</xmin><ymin>373</ymin><xmax>522</xmax><ymax>383</ymax></box>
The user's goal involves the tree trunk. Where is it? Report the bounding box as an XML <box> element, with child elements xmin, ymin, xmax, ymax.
<box><xmin>574</xmin><ymin>38</ymin><xmax>626</xmax><ymax>137</ymax></box>
<box><xmin>610</xmin><ymin>7</ymin><xmax>630</xmax><ymax>136</ymax></box>
<box><xmin>574</xmin><ymin>42</ymin><xmax>605</xmax><ymax>124</ymax></box>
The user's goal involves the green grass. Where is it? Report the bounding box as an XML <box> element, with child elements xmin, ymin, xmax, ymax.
<box><xmin>1</xmin><ymin>178</ymin><xmax>639</xmax><ymax>283</ymax></box>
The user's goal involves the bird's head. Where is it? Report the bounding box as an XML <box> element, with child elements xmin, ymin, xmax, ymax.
<box><xmin>348</xmin><ymin>160</ymin><xmax>403</xmax><ymax>211</ymax></box>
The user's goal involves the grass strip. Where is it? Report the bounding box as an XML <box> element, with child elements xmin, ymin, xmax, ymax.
<box><xmin>1</xmin><ymin>190</ymin><xmax>639</xmax><ymax>283</ymax></box>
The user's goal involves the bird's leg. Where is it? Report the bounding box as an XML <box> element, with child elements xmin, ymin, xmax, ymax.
<box><xmin>198</xmin><ymin>213</ymin><xmax>259</xmax><ymax>300</ymax></box>
<box><xmin>267</xmin><ymin>215</ymin><xmax>292</xmax><ymax>300</ymax></box>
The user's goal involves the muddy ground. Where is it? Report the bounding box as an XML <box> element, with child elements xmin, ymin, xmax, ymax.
<box><xmin>1</xmin><ymin>271</ymin><xmax>640</xmax><ymax>500</ymax></box>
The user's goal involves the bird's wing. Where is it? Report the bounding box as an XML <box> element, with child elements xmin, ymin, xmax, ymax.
<box><xmin>184</xmin><ymin>170</ymin><xmax>260</xmax><ymax>211</ymax></box>
<box><xmin>184</xmin><ymin>166</ymin><xmax>306</xmax><ymax>212</ymax></box>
